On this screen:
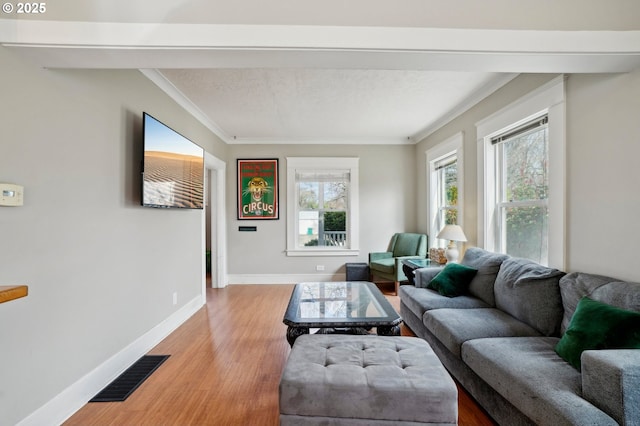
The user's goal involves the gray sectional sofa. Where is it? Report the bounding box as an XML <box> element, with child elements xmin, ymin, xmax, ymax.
<box><xmin>399</xmin><ymin>247</ymin><xmax>640</xmax><ymax>426</ymax></box>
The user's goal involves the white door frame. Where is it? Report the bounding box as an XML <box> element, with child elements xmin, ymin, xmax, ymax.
<box><xmin>203</xmin><ymin>152</ymin><xmax>227</xmax><ymax>301</ymax></box>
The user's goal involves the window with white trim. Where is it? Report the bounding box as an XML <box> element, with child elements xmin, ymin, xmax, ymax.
<box><xmin>286</xmin><ymin>157</ymin><xmax>359</xmax><ymax>256</ymax></box>
<box><xmin>427</xmin><ymin>133</ymin><xmax>464</xmax><ymax>248</ymax></box>
<box><xmin>477</xmin><ymin>76</ymin><xmax>566</xmax><ymax>268</ymax></box>
<box><xmin>493</xmin><ymin>115</ymin><xmax>549</xmax><ymax>264</ymax></box>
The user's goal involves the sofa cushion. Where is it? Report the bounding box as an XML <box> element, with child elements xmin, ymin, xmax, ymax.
<box><xmin>558</xmin><ymin>272</ymin><xmax>640</xmax><ymax>333</ymax></box>
<box><xmin>494</xmin><ymin>257</ymin><xmax>565</xmax><ymax>336</ymax></box>
<box><xmin>460</xmin><ymin>247</ymin><xmax>509</xmax><ymax>306</ymax></box>
<box><xmin>428</xmin><ymin>263</ymin><xmax>478</xmax><ymax>297</ymax></box>
<box><xmin>399</xmin><ymin>285</ymin><xmax>490</xmax><ymax>321</ymax></box>
<box><xmin>554</xmin><ymin>297</ymin><xmax>640</xmax><ymax>370</ymax></box>
<box><xmin>424</xmin><ymin>308</ymin><xmax>540</xmax><ymax>358</ymax></box>
<box><xmin>462</xmin><ymin>337</ymin><xmax>618</xmax><ymax>425</ymax></box>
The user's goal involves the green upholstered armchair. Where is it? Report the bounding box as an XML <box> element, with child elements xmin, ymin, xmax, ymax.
<box><xmin>369</xmin><ymin>233</ymin><xmax>428</xmax><ymax>295</ymax></box>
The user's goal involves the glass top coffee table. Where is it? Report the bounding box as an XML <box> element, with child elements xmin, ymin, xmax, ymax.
<box><xmin>283</xmin><ymin>281</ymin><xmax>402</xmax><ymax>346</ymax></box>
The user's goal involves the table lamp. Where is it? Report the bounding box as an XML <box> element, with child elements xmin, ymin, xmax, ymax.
<box><xmin>437</xmin><ymin>225</ymin><xmax>467</xmax><ymax>263</ymax></box>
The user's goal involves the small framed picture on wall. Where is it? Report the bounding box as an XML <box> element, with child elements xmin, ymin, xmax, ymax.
<box><xmin>237</xmin><ymin>158</ymin><xmax>279</xmax><ymax>220</ymax></box>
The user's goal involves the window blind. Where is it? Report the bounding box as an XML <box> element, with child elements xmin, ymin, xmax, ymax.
<box><xmin>296</xmin><ymin>170</ymin><xmax>350</xmax><ymax>182</ymax></box>
<box><xmin>491</xmin><ymin>115</ymin><xmax>548</xmax><ymax>145</ymax></box>
<box><xmin>434</xmin><ymin>153</ymin><xmax>457</xmax><ymax>171</ymax></box>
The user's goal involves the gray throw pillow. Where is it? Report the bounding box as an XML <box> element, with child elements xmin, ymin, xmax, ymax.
<box><xmin>559</xmin><ymin>272</ymin><xmax>640</xmax><ymax>334</ymax></box>
<box><xmin>460</xmin><ymin>248</ymin><xmax>509</xmax><ymax>306</ymax></box>
<box><xmin>494</xmin><ymin>257</ymin><xmax>565</xmax><ymax>336</ymax></box>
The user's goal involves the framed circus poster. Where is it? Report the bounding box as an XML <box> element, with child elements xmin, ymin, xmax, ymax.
<box><xmin>237</xmin><ymin>158</ymin><xmax>279</xmax><ymax>220</ymax></box>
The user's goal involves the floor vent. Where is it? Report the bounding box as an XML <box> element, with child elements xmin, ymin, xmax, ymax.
<box><xmin>90</xmin><ymin>355</ymin><xmax>169</xmax><ymax>402</ymax></box>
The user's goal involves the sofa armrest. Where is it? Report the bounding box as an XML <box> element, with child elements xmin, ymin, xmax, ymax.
<box><xmin>413</xmin><ymin>266</ymin><xmax>445</xmax><ymax>288</ymax></box>
<box><xmin>392</xmin><ymin>256</ymin><xmax>423</xmax><ymax>281</ymax></box>
<box><xmin>369</xmin><ymin>251</ymin><xmax>392</xmax><ymax>262</ymax></box>
<box><xmin>581</xmin><ymin>349</ymin><xmax>640</xmax><ymax>425</ymax></box>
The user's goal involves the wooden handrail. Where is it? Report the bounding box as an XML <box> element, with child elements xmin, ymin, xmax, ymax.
<box><xmin>0</xmin><ymin>285</ymin><xmax>28</xmax><ymax>303</ymax></box>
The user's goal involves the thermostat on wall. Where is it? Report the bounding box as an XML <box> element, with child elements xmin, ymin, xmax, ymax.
<box><xmin>0</xmin><ymin>183</ymin><xmax>24</xmax><ymax>206</ymax></box>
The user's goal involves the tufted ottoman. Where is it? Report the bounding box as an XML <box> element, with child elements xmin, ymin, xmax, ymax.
<box><xmin>279</xmin><ymin>334</ymin><xmax>458</xmax><ymax>425</ymax></box>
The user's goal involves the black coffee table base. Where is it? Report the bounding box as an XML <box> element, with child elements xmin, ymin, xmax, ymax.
<box><xmin>286</xmin><ymin>324</ymin><xmax>401</xmax><ymax>347</ymax></box>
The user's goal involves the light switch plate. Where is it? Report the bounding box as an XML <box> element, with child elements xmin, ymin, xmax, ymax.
<box><xmin>0</xmin><ymin>183</ymin><xmax>24</xmax><ymax>206</ymax></box>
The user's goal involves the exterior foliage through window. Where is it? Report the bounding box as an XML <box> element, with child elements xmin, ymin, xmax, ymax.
<box><xmin>434</xmin><ymin>153</ymin><xmax>458</xmax><ymax>240</ymax></box>
<box><xmin>297</xmin><ymin>170</ymin><xmax>349</xmax><ymax>248</ymax></box>
<box><xmin>493</xmin><ymin>116</ymin><xmax>549</xmax><ymax>264</ymax></box>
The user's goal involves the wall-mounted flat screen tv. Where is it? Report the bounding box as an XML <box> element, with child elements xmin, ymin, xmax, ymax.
<box><xmin>142</xmin><ymin>112</ymin><xmax>204</xmax><ymax>209</ymax></box>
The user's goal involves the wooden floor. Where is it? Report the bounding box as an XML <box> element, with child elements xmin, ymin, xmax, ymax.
<box><xmin>65</xmin><ymin>283</ymin><xmax>496</xmax><ymax>425</ymax></box>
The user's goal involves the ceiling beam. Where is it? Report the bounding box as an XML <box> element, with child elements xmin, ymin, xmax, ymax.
<box><xmin>2</xmin><ymin>20</ymin><xmax>639</xmax><ymax>72</ymax></box>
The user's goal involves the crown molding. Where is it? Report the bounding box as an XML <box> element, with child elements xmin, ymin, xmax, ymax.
<box><xmin>139</xmin><ymin>69</ymin><xmax>233</xmax><ymax>144</ymax></box>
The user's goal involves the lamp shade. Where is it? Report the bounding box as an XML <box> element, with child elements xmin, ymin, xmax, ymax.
<box><xmin>437</xmin><ymin>225</ymin><xmax>467</xmax><ymax>242</ymax></box>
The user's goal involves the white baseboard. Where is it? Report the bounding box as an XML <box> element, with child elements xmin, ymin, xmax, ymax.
<box><xmin>228</xmin><ymin>273</ymin><xmax>348</xmax><ymax>284</ymax></box>
<box><xmin>17</xmin><ymin>296</ymin><xmax>203</xmax><ymax>426</ymax></box>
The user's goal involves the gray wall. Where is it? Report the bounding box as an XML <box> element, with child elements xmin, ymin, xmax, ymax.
<box><xmin>565</xmin><ymin>71</ymin><xmax>640</xmax><ymax>279</ymax></box>
<box><xmin>226</xmin><ymin>144</ymin><xmax>418</xmax><ymax>280</ymax></box>
<box><xmin>0</xmin><ymin>47</ymin><xmax>226</xmax><ymax>425</ymax></box>
<box><xmin>416</xmin><ymin>71</ymin><xmax>640</xmax><ymax>282</ymax></box>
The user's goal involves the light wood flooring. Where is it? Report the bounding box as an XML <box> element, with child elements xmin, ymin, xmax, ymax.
<box><xmin>65</xmin><ymin>283</ymin><xmax>496</xmax><ymax>425</ymax></box>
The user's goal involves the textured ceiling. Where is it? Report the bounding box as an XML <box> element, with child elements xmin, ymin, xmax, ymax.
<box><xmin>158</xmin><ymin>68</ymin><xmax>507</xmax><ymax>144</ymax></box>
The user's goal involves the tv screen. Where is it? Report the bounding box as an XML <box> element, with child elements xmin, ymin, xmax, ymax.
<box><xmin>142</xmin><ymin>112</ymin><xmax>204</xmax><ymax>209</ymax></box>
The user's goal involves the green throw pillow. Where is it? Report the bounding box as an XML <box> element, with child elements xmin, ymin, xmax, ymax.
<box><xmin>428</xmin><ymin>263</ymin><xmax>478</xmax><ymax>297</ymax></box>
<box><xmin>555</xmin><ymin>296</ymin><xmax>640</xmax><ymax>370</ymax></box>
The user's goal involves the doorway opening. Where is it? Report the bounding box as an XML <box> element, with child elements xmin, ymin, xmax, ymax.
<box><xmin>203</xmin><ymin>153</ymin><xmax>227</xmax><ymax>301</ymax></box>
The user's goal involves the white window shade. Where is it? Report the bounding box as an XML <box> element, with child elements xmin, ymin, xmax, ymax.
<box><xmin>296</xmin><ymin>171</ymin><xmax>350</xmax><ymax>182</ymax></box>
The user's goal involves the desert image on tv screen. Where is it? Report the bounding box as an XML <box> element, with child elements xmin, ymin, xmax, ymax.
<box><xmin>143</xmin><ymin>114</ymin><xmax>204</xmax><ymax>209</ymax></box>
